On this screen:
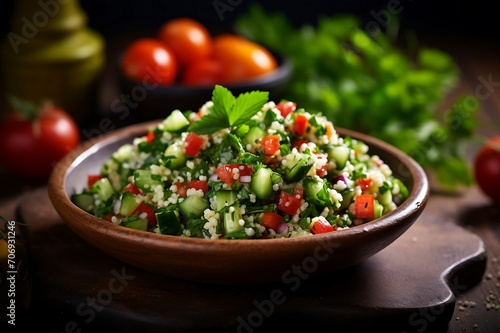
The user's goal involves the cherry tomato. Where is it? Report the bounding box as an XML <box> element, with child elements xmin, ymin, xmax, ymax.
<box><xmin>0</xmin><ymin>103</ymin><xmax>80</xmax><ymax>181</ymax></box>
<box><xmin>121</xmin><ymin>38</ymin><xmax>178</xmax><ymax>85</ymax></box>
<box><xmin>181</xmin><ymin>58</ymin><xmax>222</xmax><ymax>86</ymax></box>
<box><xmin>213</xmin><ymin>34</ymin><xmax>278</xmax><ymax>84</ymax></box>
<box><xmin>474</xmin><ymin>136</ymin><xmax>500</xmax><ymax>204</ymax></box>
<box><xmin>157</xmin><ymin>18</ymin><xmax>213</xmax><ymax>69</ymax></box>
<box><xmin>188</xmin><ymin>180</ymin><xmax>210</xmax><ymax>194</ymax></box>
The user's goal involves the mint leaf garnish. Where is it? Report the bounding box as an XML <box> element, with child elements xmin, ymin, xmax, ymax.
<box><xmin>188</xmin><ymin>85</ymin><xmax>269</xmax><ymax>135</ymax></box>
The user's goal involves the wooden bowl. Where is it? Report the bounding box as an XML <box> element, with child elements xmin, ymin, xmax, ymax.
<box><xmin>48</xmin><ymin>121</ymin><xmax>429</xmax><ymax>285</ymax></box>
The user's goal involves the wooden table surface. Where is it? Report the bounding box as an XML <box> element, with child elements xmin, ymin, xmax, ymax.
<box><xmin>1</xmin><ymin>34</ymin><xmax>499</xmax><ymax>332</ymax></box>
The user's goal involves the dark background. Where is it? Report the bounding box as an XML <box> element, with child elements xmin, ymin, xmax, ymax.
<box><xmin>1</xmin><ymin>0</ymin><xmax>498</xmax><ymax>41</ymax></box>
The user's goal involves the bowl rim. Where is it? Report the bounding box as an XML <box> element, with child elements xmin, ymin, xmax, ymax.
<box><xmin>49</xmin><ymin>121</ymin><xmax>429</xmax><ymax>249</ymax></box>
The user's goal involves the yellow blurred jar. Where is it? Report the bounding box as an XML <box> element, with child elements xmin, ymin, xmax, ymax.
<box><xmin>1</xmin><ymin>0</ymin><xmax>105</xmax><ymax>124</ymax></box>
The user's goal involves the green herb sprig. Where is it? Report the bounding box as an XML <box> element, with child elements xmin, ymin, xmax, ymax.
<box><xmin>188</xmin><ymin>85</ymin><xmax>269</xmax><ymax>135</ymax></box>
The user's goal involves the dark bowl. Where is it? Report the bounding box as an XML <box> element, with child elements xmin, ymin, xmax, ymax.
<box><xmin>117</xmin><ymin>52</ymin><xmax>292</xmax><ymax>121</ymax></box>
<box><xmin>48</xmin><ymin>121</ymin><xmax>429</xmax><ymax>285</ymax></box>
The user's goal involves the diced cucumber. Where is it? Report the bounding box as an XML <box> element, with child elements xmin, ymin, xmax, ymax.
<box><xmin>250</xmin><ymin>167</ymin><xmax>274</xmax><ymax>199</ymax></box>
<box><xmin>374</xmin><ymin>200</ymin><xmax>384</xmax><ymax>219</ymax></box>
<box><xmin>222</xmin><ymin>202</ymin><xmax>244</xmax><ymax>237</ymax></box>
<box><xmin>377</xmin><ymin>189</ymin><xmax>393</xmax><ymax>207</ymax></box>
<box><xmin>163</xmin><ymin>110</ymin><xmax>190</xmax><ymax>133</ymax></box>
<box><xmin>165</xmin><ymin>144</ymin><xmax>186</xmax><ymax>169</ymax></box>
<box><xmin>213</xmin><ymin>190</ymin><xmax>237</xmax><ymax>211</ymax></box>
<box><xmin>179</xmin><ymin>195</ymin><xmax>209</xmax><ymax>219</ymax></box>
<box><xmin>303</xmin><ymin>176</ymin><xmax>332</xmax><ymax>207</ymax></box>
<box><xmin>119</xmin><ymin>192</ymin><xmax>142</xmax><ymax>216</ymax></box>
<box><xmin>242</xmin><ymin>125</ymin><xmax>266</xmax><ymax>147</ymax></box>
<box><xmin>121</xmin><ymin>216</ymin><xmax>148</xmax><ymax>231</ymax></box>
<box><xmin>283</xmin><ymin>154</ymin><xmax>313</xmax><ymax>183</ymax></box>
<box><xmin>133</xmin><ymin>169</ymin><xmax>164</xmax><ymax>193</ymax></box>
<box><xmin>326</xmin><ymin>145</ymin><xmax>350</xmax><ymax>170</ymax></box>
<box><xmin>156</xmin><ymin>208</ymin><xmax>182</xmax><ymax>235</ymax></box>
<box><xmin>338</xmin><ymin>188</ymin><xmax>354</xmax><ymax>210</ymax></box>
<box><xmin>91</xmin><ymin>177</ymin><xmax>116</xmax><ymax>202</ymax></box>
<box><xmin>71</xmin><ymin>193</ymin><xmax>95</xmax><ymax>213</ymax></box>
<box><xmin>392</xmin><ymin>178</ymin><xmax>409</xmax><ymax>200</ymax></box>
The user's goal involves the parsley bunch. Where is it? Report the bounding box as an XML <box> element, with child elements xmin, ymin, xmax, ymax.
<box><xmin>235</xmin><ymin>4</ymin><xmax>479</xmax><ymax>191</ymax></box>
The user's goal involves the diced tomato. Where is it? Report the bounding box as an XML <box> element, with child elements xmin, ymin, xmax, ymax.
<box><xmin>102</xmin><ymin>214</ymin><xmax>114</xmax><ymax>222</ymax></box>
<box><xmin>261</xmin><ymin>134</ymin><xmax>280</xmax><ymax>156</ymax></box>
<box><xmin>215</xmin><ymin>164</ymin><xmax>253</xmax><ymax>184</ymax></box>
<box><xmin>133</xmin><ymin>203</ymin><xmax>157</xmax><ymax>226</ymax></box>
<box><xmin>184</xmin><ymin>132</ymin><xmax>205</xmax><ymax>157</ymax></box>
<box><xmin>356</xmin><ymin>178</ymin><xmax>372</xmax><ymax>192</ymax></box>
<box><xmin>188</xmin><ymin>180</ymin><xmax>209</xmax><ymax>194</ymax></box>
<box><xmin>261</xmin><ymin>211</ymin><xmax>283</xmax><ymax>231</ymax></box>
<box><xmin>277</xmin><ymin>190</ymin><xmax>303</xmax><ymax>215</ymax></box>
<box><xmin>292</xmin><ymin>139</ymin><xmax>308</xmax><ymax>151</ymax></box>
<box><xmin>310</xmin><ymin>216</ymin><xmax>336</xmax><ymax>234</ymax></box>
<box><xmin>173</xmin><ymin>181</ymin><xmax>189</xmax><ymax>197</ymax></box>
<box><xmin>276</xmin><ymin>101</ymin><xmax>296</xmax><ymax>118</ymax></box>
<box><xmin>293</xmin><ymin>115</ymin><xmax>309</xmax><ymax>137</ymax></box>
<box><xmin>145</xmin><ymin>130</ymin><xmax>155</xmax><ymax>143</ymax></box>
<box><xmin>87</xmin><ymin>174</ymin><xmax>102</xmax><ymax>189</ymax></box>
<box><xmin>355</xmin><ymin>194</ymin><xmax>375</xmax><ymax>220</ymax></box>
<box><xmin>123</xmin><ymin>183</ymin><xmax>142</xmax><ymax>195</ymax></box>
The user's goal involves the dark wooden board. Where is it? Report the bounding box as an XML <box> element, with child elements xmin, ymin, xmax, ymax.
<box><xmin>16</xmin><ymin>188</ymin><xmax>487</xmax><ymax>333</ymax></box>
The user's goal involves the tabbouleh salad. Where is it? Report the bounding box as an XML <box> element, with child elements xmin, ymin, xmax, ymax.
<box><xmin>71</xmin><ymin>85</ymin><xmax>409</xmax><ymax>239</ymax></box>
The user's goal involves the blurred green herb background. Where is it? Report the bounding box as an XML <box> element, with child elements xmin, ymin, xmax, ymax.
<box><xmin>235</xmin><ymin>4</ymin><xmax>479</xmax><ymax>191</ymax></box>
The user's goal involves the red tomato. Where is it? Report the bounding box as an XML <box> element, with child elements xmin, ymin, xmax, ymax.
<box><xmin>310</xmin><ymin>217</ymin><xmax>336</xmax><ymax>234</ymax></box>
<box><xmin>145</xmin><ymin>130</ymin><xmax>155</xmax><ymax>143</ymax></box>
<box><xmin>188</xmin><ymin>180</ymin><xmax>209</xmax><ymax>194</ymax></box>
<box><xmin>293</xmin><ymin>115</ymin><xmax>309</xmax><ymax>137</ymax></box>
<box><xmin>173</xmin><ymin>181</ymin><xmax>189</xmax><ymax>197</ymax></box>
<box><xmin>123</xmin><ymin>183</ymin><xmax>142</xmax><ymax>195</ymax></box>
<box><xmin>356</xmin><ymin>178</ymin><xmax>372</xmax><ymax>192</ymax></box>
<box><xmin>121</xmin><ymin>38</ymin><xmax>178</xmax><ymax>85</ymax></box>
<box><xmin>0</xmin><ymin>103</ymin><xmax>80</xmax><ymax>181</ymax></box>
<box><xmin>181</xmin><ymin>58</ymin><xmax>222</xmax><ymax>86</ymax></box>
<box><xmin>213</xmin><ymin>34</ymin><xmax>278</xmax><ymax>84</ymax></box>
<box><xmin>87</xmin><ymin>175</ymin><xmax>102</xmax><ymax>189</ymax></box>
<box><xmin>276</xmin><ymin>101</ymin><xmax>296</xmax><ymax>118</ymax></box>
<box><xmin>184</xmin><ymin>132</ymin><xmax>205</xmax><ymax>157</ymax></box>
<box><xmin>292</xmin><ymin>139</ymin><xmax>308</xmax><ymax>151</ymax></box>
<box><xmin>261</xmin><ymin>212</ymin><xmax>283</xmax><ymax>231</ymax></box>
<box><xmin>355</xmin><ymin>194</ymin><xmax>375</xmax><ymax>220</ymax></box>
<box><xmin>215</xmin><ymin>164</ymin><xmax>253</xmax><ymax>184</ymax></box>
<box><xmin>157</xmin><ymin>18</ymin><xmax>213</xmax><ymax>69</ymax></box>
<box><xmin>133</xmin><ymin>203</ymin><xmax>157</xmax><ymax>226</ymax></box>
<box><xmin>474</xmin><ymin>136</ymin><xmax>500</xmax><ymax>204</ymax></box>
<box><xmin>261</xmin><ymin>135</ymin><xmax>280</xmax><ymax>156</ymax></box>
<box><xmin>277</xmin><ymin>190</ymin><xmax>303</xmax><ymax>215</ymax></box>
